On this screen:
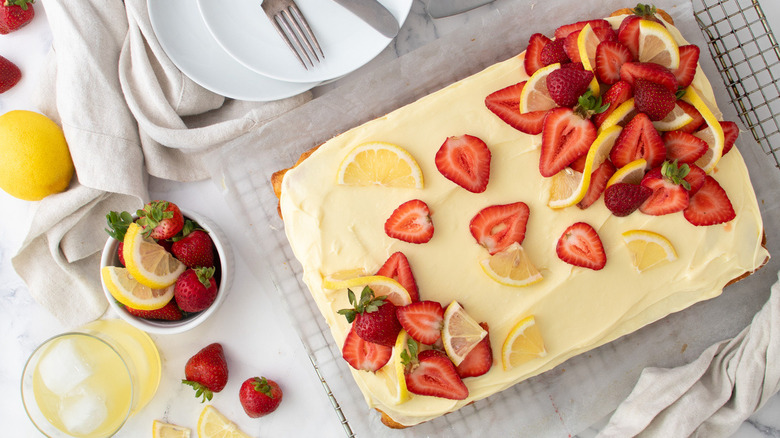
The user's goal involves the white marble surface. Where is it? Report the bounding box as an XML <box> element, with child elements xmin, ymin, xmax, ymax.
<box><xmin>1</xmin><ymin>0</ymin><xmax>779</xmax><ymax>437</ymax></box>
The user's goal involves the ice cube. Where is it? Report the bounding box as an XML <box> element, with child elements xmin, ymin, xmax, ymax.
<box><xmin>38</xmin><ymin>338</ymin><xmax>92</xmax><ymax>396</ymax></box>
<box><xmin>59</xmin><ymin>387</ymin><xmax>108</xmax><ymax>436</ymax></box>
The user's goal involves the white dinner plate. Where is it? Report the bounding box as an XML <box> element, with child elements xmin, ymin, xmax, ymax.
<box><xmin>148</xmin><ymin>0</ymin><xmax>318</xmax><ymax>102</ymax></box>
<box><xmin>196</xmin><ymin>0</ymin><xmax>412</xmax><ymax>83</ymax></box>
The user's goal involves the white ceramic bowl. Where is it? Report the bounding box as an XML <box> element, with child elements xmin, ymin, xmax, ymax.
<box><xmin>100</xmin><ymin>207</ymin><xmax>233</xmax><ymax>334</ymax></box>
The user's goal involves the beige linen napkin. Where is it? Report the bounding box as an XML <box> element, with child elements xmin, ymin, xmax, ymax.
<box><xmin>11</xmin><ymin>0</ymin><xmax>310</xmax><ymax>328</ymax></box>
<box><xmin>598</xmin><ymin>270</ymin><xmax>780</xmax><ymax>438</ymax></box>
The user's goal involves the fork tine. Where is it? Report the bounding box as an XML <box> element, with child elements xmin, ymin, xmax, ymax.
<box><xmin>288</xmin><ymin>4</ymin><xmax>324</xmax><ymax>60</ymax></box>
<box><xmin>272</xmin><ymin>14</ymin><xmax>311</xmax><ymax>69</ymax></box>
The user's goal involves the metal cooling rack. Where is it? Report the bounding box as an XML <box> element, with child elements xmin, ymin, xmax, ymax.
<box><xmin>693</xmin><ymin>0</ymin><xmax>780</xmax><ymax>168</ymax></box>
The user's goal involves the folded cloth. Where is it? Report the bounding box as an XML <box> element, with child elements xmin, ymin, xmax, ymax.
<box><xmin>12</xmin><ymin>0</ymin><xmax>310</xmax><ymax>328</ymax></box>
<box><xmin>598</xmin><ymin>270</ymin><xmax>780</xmax><ymax>438</ymax></box>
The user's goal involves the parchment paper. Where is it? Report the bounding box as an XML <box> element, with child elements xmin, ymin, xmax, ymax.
<box><xmin>206</xmin><ymin>0</ymin><xmax>780</xmax><ymax>435</ymax></box>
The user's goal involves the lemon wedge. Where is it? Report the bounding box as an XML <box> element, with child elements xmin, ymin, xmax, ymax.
<box><xmin>442</xmin><ymin>301</ymin><xmax>487</xmax><ymax>366</ymax></box>
<box><xmin>598</xmin><ymin>98</ymin><xmax>636</xmax><ymax>133</ymax></box>
<box><xmin>322</xmin><ymin>275</ymin><xmax>412</xmax><ymax>307</ymax></box>
<box><xmin>652</xmin><ymin>102</ymin><xmax>694</xmax><ymax>131</ymax></box>
<box><xmin>638</xmin><ymin>20</ymin><xmax>680</xmax><ymax>69</ymax></box>
<box><xmin>577</xmin><ymin>24</ymin><xmax>600</xmax><ymax>72</ymax></box>
<box><xmin>480</xmin><ymin>242</ymin><xmax>543</xmax><ymax>287</ymax></box>
<box><xmin>123</xmin><ymin>223</ymin><xmax>185</xmax><ymax>289</ymax></box>
<box><xmin>392</xmin><ymin>330</ymin><xmax>412</xmax><ymax>404</ymax></box>
<box><xmin>622</xmin><ymin>230</ymin><xmax>678</xmax><ymax>272</ymax></box>
<box><xmin>101</xmin><ymin>266</ymin><xmax>175</xmax><ymax>310</ymax></box>
<box><xmin>337</xmin><ymin>142</ymin><xmax>424</xmax><ymax>188</ymax></box>
<box><xmin>519</xmin><ymin>63</ymin><xmax>560</xmax><ymax>113</ymax></box>
<box><xmin>681</xmin><ymin>87</ymin><xmax>724</xmax><ymax>173</ymax></box>
<box><xmin>197</xmin><ymin>406</ymin><xmax>251</xmax><ymax>438</ymax></box>
<box><xmin>502</xmin><ymin>315</ymin><xmax>547</xmax><ymax>370</ymax></box>
<box><xmin>606</xmin><ymin>158</ymin><xmax>648</xmax><ymax>188</ymax></box>
<box><xmin>153</xmin><ymin>420</ymin><xmax>191</xmax><ymax>438</ymax></box>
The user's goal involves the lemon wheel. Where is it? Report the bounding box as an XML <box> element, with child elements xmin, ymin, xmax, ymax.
<box><xmin>598</xmin><ymin>98</ymin><xmax>636</xmax><ymax>133</ymax></box>
<box><xmin>101</xmin><ymin>266</ymin><xmax>175</xmax><ymax>310</ymax></box>
<box><xmin>502</xmin><ymin>315</ymin><xmax>547</xmax><ymax>370</ymax></box>
<box><xmin>638</xmin><ymin>20</ymin><xmax>680</xmax><ymax>69</ymax></box>
<box><xmin>519</xmin><ymin>63</ymin><xmax>560</xmax><ymax>113</ymax></box>
<box><xmin>337</xmin><ymin>142</ymin><xmax>423</xmax><ymax>188</ymax></box>
<box><xmin>123</xmin><ymin>223</ymin><xmax>185</xmax><ymax>289</ymax></box>
<box><xmin>606</xmin><ymin>158</ymin><xmax>648</xmax><ymax>188</ymax></box>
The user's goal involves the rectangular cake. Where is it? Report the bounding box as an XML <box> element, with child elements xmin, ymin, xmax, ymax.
<box><xmin>275</xmin><ymin>6</ymin><xmax>769</xmax><ymax>428</ymax></box>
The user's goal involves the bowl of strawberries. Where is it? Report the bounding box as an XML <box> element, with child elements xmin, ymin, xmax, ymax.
<box><xmin>100</xmin><ymin>200</ymin><xmax>233</xmax><ymax>334</ymax></box>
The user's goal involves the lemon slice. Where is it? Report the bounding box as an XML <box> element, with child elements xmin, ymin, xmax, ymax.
<box><xmin>638</xmin><ymin>20</ymin><xmax>680</xmax><ymax>69</ymax></box>
<box><xmin>442</xmin><ymin>301</ymin><xmax>487</xmax><ymax>366</ymax></box>
<box><xmin>622</xmin><ymin>230</ymin><xmax>678</xmax><ymax>272</ymax></box>
<box><xmin>197</xmin><ymin>406</ymin><xmax>251</xmax><ymax>438</ymax></box>
<box><xmin>652</xmin><ymin>102</ymin><xmax>694</xmax><ymax>131</ymax></box>
<box><xmin>598</xmin><ymin>98</ymin><xmax>636</xmax><ymax>133</ymax></box>
<box><xmin>547</xmin><ymin>125</ymin><xmax>622</xmax><ymax>208</ymax></box>
<box><xmin>502</xmin><ymin>315</ymin><xmax>547</xmax><ymax>370</ymax></box>
<box><xmin>337</xmin><ymin>142</ymin><xmax>424</xmax><ymax>188</ymax></box>
<box><xmin>681</xmin><ymin>87</ymin><xmax>724</xmax><ymax>173</ymax></box>
<box><xmin>153</xmin><ymin>420</ymin><xmax>191</xmax><ymax>438</ymax></box>
<box><xmin>577</xmin><ymin>24</ymin><xmax>600</xmax><ymax>72</ymax></box>
<box><xmin>123</xmin><ymin>223</ymin><xmax>185</xmax><ymax>289</ymax></box>
<box><xmin>322</xmin><ymin>268</ymin><xmax>368</xmax><ymax>284</ymax></box>
<box><xmin>606</xmin><ymin>158</ymin><xmax>648</xmax><ymax>188</ymax></box>
<box><xmin>480</xmin><ymin>242</ymin><xmax>543</xmax><ymax>287</ymax></box>
<box><xmin>322</xmin><ymin>275</ymin><xmax>412</xmax><ymax>306</ymax></box>
<box><xmin>101</xmin><ymin>266</ymin><xmax>175</xmax><ymax>310</ymax></box>
<box><xmin>391</xmin><ymin>330</ymin><xmax>412</xmax><ymax>404</ymax></box>
<box><xmin>519</xmin><ymin>63</ymin><xmax>560</xmax><ymax>113</ymax></box>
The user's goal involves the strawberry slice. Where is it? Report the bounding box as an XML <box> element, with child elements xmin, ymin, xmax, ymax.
<box><xmin>663</xmin><ymin>130</ymin><xmax>708</xmax><ymax>164</ymax></box>
<box><xmin>342</xmin><ymin>328</ymin><xmax>393</xmax><ymax>372</ymax></box>
<box><xmin>546</xmin><ymin>68</ymin><xmax>594</xmax><ymax>108</ymax></box>
<box><xmin>577</xmin><ymin>160</ymin><xmax>617</xmax><ymax>209</ymax></box>
<box><xmin>619</xmin><ymin>62</ymin><xmax>678</xmax><ymax>94</ymax></box>
<box><xmin>556</xmin><ymin>222</ymin><xmax>606</xmax><ymax>270</ymax></box>
<box><xmin>554</xmin><ymin>19</ymin><xmax>612</xmax><ymax>39</ymax></box>
<box><xmin>684</xmin><ymin>164</ymin><xmax>707</xmax><ymax>195</ymax></box>
<box><xmin>634</xmin><ymin>79</ymin><xmax>676</xmax><ymax>121</ymax></box>
<box><xmin>456</xmin><ymin>322</ymin><xmax>493</xmax><ymax>378</ymax></box>
<box><xmin>525</xmin><ymin>33</ymin><xmax>552</xmax><ymax>76</ymax></box>
<box><xmin>540</xmin><ymin>38</ymin><xmax>570</xmax><ymax>66</ymax></box>
<box><xmin>676</xmin><ymin>100</ymin><xmax>705</xmax><ymax>133</ymax></box>
<box><xmin>610</xmin><ymin>113</ymin><xmax>666</xmax><ymax>168</ymax></box>
<box><xmin>396</xmin><ymin>301</ymin><xmax>444</xmax><ymax>345</ymax></box>
<box><xmin>595</xmin><ymin>41</ymin><xmax>634</xmax><ymax>85</ymax></box>
<box><xmin>485</xmin><ymin>82</ymin><xmax>547</xmax><ymax>135</ymax></box>
<box><xmin>376</xmin><ymin>252</ymin><xmax>419</xmax><ymax>302</ymax></box>
<box><xmin>385</xmin><ymin>199</ymin><xmax>434</xmax><ymax>244</ymax></box>
<box><xmin>617</xmin><ymin>15</ymin><xmax>641</xmax><ymax>59</ymax></box>
<box><xmin>405</xmin><ymin>349</ymin><xmax>468</xmax><ymax>400</ymax></box>
<box><xmin>721</xmin><ymin>120</ymin><xmax>739</xmax><ymax>156</ymax></box>
<box><xmin>683</xmin><ymin>175</ymin><xmax>736</xmax><ymax>226</ymax></box>
<box><xmin>673</xmin><ymin>45</ymin><xmax>700</xmax><ymax>88</ymax></box>
<box><xmin>539</xmin><ymin>107</ymin><xmax>598</xmax><ymax>177</ymax></box>
<box><xmin>604</xmin><ymin>183</ymin><xmax>652</xmax><ymax>216</ymax></box>
<box><xmin>593</xmin><ymin>81</ymin><xmax>633</xmax><ymax>127</ymax></box>
<box><xmin>564</xmin><ymin>31</ymin><xmax>581</xmax><ymax>63</ymax></box>
<box><xmin>639</xmin><ymin>161</ymin><xmax>691</xmax><ymax>215</ymax></box>
<box><xmin>125</xmin><ymin>300</ymin><xmax>183</xmax><ymax>321</ymax></box>
<box><xmin>469</xmin><ymin>202</ymin><xmax>530</xmax><ymax>255</ymax></box>
<box><xmin>435</xmin><ymin>135</ymin><xmax>491</xmax><ymax>193</ymax></box>
<box><xmin>569</xmin><ymin>154</ymin><xmax>588</xmax><ymax>173</ymax></box>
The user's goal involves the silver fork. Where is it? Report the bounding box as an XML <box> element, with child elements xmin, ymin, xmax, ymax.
<box><xmin>261</xmin><ymin>0</ymin><xmax>324</xmax><ymax>69</ymax></box>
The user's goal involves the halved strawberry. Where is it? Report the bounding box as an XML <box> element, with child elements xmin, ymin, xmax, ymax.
<box><xmin>539</xmin><ymin>107</ymin><xmax>598</xmax><ymax>177</ymax></box>
<box><xmin>676</xmin><ymin>100</ymin><xmax>705</xmax><ymax>133</ymax></box>
<box><xmin>634</xmin><ymin>79</ymin><xmax>676</xmax><ymax>121</ymax></box>
<box><xmin>610</xmin><ymin>113</ymin><xmax>666</xmax><ymax>168</ymax></box>
<box><xmin>485</xmin><ymin>82</ymin><xmax>547</xmax><ymax>135</ymax></box>
<box><xmin>456</xmin><ymin>322</ymin><xmax>493</xmax><ymax>378</ymax></box>
<box><xmin>684</xmin><ymin>164</ymin><xmax>707</xmax><ymax>195</ymax></box>
<box><xmin>617</xmin><ymin>15</ymin><xmax>641</xmax><ymax>59</ymax></box>
<box><xmin>619</xmin><ymin>62</ymin><xmax>678</xmax><ymax>93</ymax></box>
<box><xmin>593</xmin><ymin>81</ymin><xmax>633</xmax><ymax>127</ymax></box>
<box><xmin>385</xmin><ymin>199</ymin><xmax>434</xmax><ymax>244</ymax></box>
<box><xmin>683</xmin><ymin>175</ymin><xmax>736</xmax><ymax>226</ymax></box>
<box><xmin>577</xmin><ymin>160</ymin><xmax>617</xmax><ymax>209</ymax></box>
<box><xmin>556</xmin><ymin>222</ymin><xmax>606</xmax><ymax>270</ymax></box>
<box><xmin>673</xmin><ymin>45</ymin><xmax>700</xmax><ymax>88</ymax></box>
<box><xmin>604</xmin><ymin>183</ymin><xmax>653</xmax><ymax>216</ymax></box>
<box><xmin>540</xmin><ymin>38</ymin><xmax>570</xmax><ymax>66</ymax></box>
<box><xmin>639</xmin><ymin>161</ymin><xmax>691</xmax><ymax>215</ymax></box>
<box><xmin>376</xmin><ymin>252</ymin><xmax>419</xmax><ymax>302</ymax></box>
<box><xmin>554</xmin><ymin>19</ymin><xmax>612</xmax><ymax>39</ymax></box>
<box><xmin>546</xmin><ymin>68</ymin><xmax>594</xmax><ymax>108</ymax></box>
<box><xmin>342</xmin><ymin>328</ymin><xmax>392</xmax><ymax>372</ymax></box>
<box><xmin>405</xmin><ymin>349</ymin><xmax>468</xmax><ymax>400</ymax></box>
<box><xmin>396</xmin><ymin>301</ymin><xmax>444</xmax><ymax>345</ymax></box>
<box><xmin>469</xmin><ymin>202</ymin><xmax>530</xmax><ymax>255</ymax></box>
<box><xmin>564</xmin><ymin>31</ymin><xmax>581</xmax><ymax>63</ymax></box>
<box><xmin>595</xmin><ymin>41</ymin><xmax>634</xmax><ymax>85</ymax></box>
<box><xmin>663</xmin><ymin>130</ymin><xmax>708</xmax><ymax>164</ymax></box>
<box><xmin>525</xmin><ymin>33</ymin><xmax>552</xmax><ymax>76</ymax></box>
<box><xmin>435</xmin><ymin>135</ymin><xmax>491</xmax><ymax>193</ymax></box>
<box><xmin>721</xmin><ymin>120</ymin><xmax>739</xmax><ymax>156</ymax></box>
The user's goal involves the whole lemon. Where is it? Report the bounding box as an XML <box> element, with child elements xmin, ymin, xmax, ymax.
<box><xmin>0</xmin><ymin>110</ymin><xmax>74</xmax><ymax>201</ymax></box>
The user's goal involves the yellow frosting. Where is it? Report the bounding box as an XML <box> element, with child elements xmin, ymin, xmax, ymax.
<box><xmin>279</xmin><ymin>16</ymin><xmax>769</xmax><ymax>427</ymax></box>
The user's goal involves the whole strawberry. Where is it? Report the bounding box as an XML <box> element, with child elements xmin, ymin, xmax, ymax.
<box><xmin>182</xmin><ymin>343</ymin><xmax>228</xmax><ymax>402</ymax></box>
<box><xmin>633</xmin><ymin>78</ymin><xmax>675</xmax><ymax>121</ymax></box>
<box><xmin>175</xmin><ymin>267</ymin><xmax>217</xmax><ymax>312</ymax></box>
<box><xmin>338</xmin><ymin>286</ymin><xmax>401</xmax><ymax>347</ymax></box>
<box><xmin>136</xmin><ymin>200</ymin><xmax>184</xmax><ymax>240</ymax></box>
<box><xmin>0</xmin><ymin>55</ymin><xmax>21</xmax><ymax>93</ymax></box>
<box><xmin>239</xmin><ymin>377</ymin><xmax>283</xmax><ymax>418</ymax></box>
<box><xmin>125</xmin><ymin>300</ymin><xmax>183</xmax><ymax>321</ymax></box>
<box><xmin>0</xmin><ymin>0</ymin><xmax>34</xmax><ymax>35</ymax></box>
<box><xmin>172</xmin><ymin>221</ymin><xmax>215</xmax><ymax>268</ymax></box>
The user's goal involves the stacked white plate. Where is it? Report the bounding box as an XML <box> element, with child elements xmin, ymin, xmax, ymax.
<box><xmin>148</xmin><ymin>0</ymin><xmax>412</xmax><ymax>101</ymax></box>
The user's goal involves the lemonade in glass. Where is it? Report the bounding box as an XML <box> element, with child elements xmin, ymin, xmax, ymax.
<box><xmin>21</xmin><ymin>319</ymin><xmax>161</xmax><ymax>437</ymax></box>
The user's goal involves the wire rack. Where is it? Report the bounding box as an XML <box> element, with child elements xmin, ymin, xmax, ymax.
<box><xmin>693</xmin><ymin>0</ymin><xmax>780</xmax><ymax>169</ymax></box>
